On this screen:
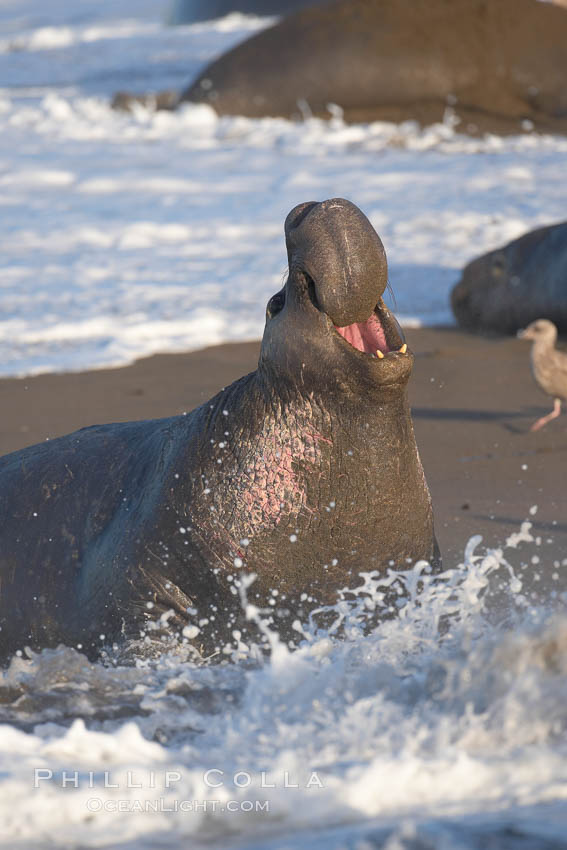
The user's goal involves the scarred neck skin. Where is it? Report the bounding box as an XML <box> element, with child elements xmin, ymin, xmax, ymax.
<box><xmin>170</xmin><ymin>198</ymin><xmax>434</xmax><ymax>603</ymax></box>
<box><xmin>169</xmin><ymin>362</ymin><xmax>433</xmax><ymax>607</ymax></box>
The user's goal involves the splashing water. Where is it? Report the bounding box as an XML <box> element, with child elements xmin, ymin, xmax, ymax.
<box><xmin>0</xmin><ymin>522</ymin><xmax>566</xmax><ymax>849</ymax></box>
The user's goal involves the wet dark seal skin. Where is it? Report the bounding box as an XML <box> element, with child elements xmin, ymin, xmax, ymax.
<box><xmin>0</xmin><ymin>199</ymin><xmax>438</xmax><ymax>662</ymax></box>
<box><xmin>113</xmin><ymin>0</ymin><xmax>567</xmax><ymax>137</ymax></box>
<box><xmin>452</xmin><ymin>221</ymin><xmax>567</xmax><ymax>335</ymax></box>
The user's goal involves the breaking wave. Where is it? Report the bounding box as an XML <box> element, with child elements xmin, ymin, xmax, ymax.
<box><xmin>1</xmin><ymin>521</ymin><xmax>566</xmax><ymax>848</ymax></box>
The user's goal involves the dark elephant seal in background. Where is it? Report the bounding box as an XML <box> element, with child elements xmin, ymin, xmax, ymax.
<box><xmin>114</xmin><ymin>0</ymin><xmax>567</xmax><ymax>135</ymax></box>
<box><xmin>0</xmin><ymin>199</ymin><xmax>438</xmax><ymax>663</ymax></box>
<box><xmin>168</xmin><ymin>0</ymin><xmax>325</xmax><ymax>25</ymax></box>
<box><xmin>452</xmin><ymin>222</ymin><xmax>567</xmax><ymax>335</ymax></box>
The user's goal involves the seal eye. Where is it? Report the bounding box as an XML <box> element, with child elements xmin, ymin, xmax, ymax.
<box><xmin>267</xmin><ymin>289</ymin><xmax>285</xmax><ymax>319</ymax></box>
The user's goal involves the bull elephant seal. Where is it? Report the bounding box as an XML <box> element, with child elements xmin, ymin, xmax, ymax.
<box><xmin>452</xmin><ymin>221</ymin><xmax>567</xmax><ymax>335</ymax></box>
<box><xmin>168</xmin><ymin>0</ymin><xmax>325</xmax><ymax>25</ymax></box>
<box><xmin>0</xmin><ymin>199</ymin><xmax>438</xmax><ymax>662</ymax></box>
<box><xmin>169</xmin><ymin>0</ymin><xmax>567</xmax><ymax>135</ymax></box>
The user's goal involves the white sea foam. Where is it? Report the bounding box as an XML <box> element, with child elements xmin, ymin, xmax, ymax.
<box><xmin>0</xmin><ymin>527</ymin><xmax>566</xmax><ymax>849</ymax></box>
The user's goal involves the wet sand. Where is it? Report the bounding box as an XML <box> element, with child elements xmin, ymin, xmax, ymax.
<box><xmin>1</xmin><ymin>327</ymin><xmax>566</xmax><ymax>566</ymax></box>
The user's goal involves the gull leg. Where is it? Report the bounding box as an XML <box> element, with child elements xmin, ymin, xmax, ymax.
<box><xmin>531</xmin><ymin>398</ymin><xmax>562</xmax><ymax>432</ymax></box>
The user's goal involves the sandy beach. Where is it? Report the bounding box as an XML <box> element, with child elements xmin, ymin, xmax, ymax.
<box><xmin>2</xmin><ymin>326</ymin><xmax>565</xmax><ymax>567</ymax></box>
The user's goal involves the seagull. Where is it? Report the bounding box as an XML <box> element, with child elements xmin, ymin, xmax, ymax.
<box><xmin>518</xmin><ymin>319</ymin><xmax>567</xmax><ymax>431</ymax></box>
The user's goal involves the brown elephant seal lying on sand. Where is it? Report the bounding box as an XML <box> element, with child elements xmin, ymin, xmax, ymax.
<box><xmin>115</xmin><ymin>0</ymin><xmax>567</xmax><ymax>136</ymax></box>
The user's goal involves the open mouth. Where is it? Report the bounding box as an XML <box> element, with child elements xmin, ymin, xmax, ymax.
<box><xmin>334</xmin><ymin>300</ymin><xmax>407</xmax><ymax>359</ymax></box>
<box><xmin>266</xmin><ymin>276</ymin><xmax>408</xmax><ymax>363</ymax></box>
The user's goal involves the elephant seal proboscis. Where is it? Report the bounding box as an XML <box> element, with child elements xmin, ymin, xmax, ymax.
<box><xmin>452</xmin><ymin>221</ymin><xmax>567</xmax><ymax>335</ymax></box>
<box><xmin>0</xmin><ymin>199</ymin><xmax>438</xmax><ymax>662</ymax></box>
